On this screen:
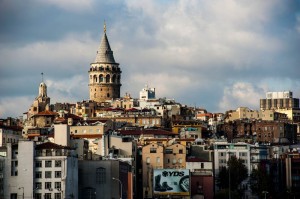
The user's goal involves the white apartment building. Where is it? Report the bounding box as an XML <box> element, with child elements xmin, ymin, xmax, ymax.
<box><xmin>213</xmin><ymin>142</ymin><xmax>251</xmax><ymax>180</ymax></box>
<box><xmin>4</xmin><ymin>140</ymin><xmax>78</xmax><ymax>199</ymax></box>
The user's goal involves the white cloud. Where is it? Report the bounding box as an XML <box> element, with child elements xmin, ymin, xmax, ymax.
<box><xmin>0</xmin><ymin>32</ymin><xmax>97</xmax><ymax>73</ymax></box>
<box><xmin>46</xmin><ymin>75</ymin><xmax>88</xmax><ymax>104</ymax></box>
<box><xmin>218</xmin><ymin>82</ymin><xmax>267</xmax><ymax>111</ymax></box>
<box><xmin>122</xmin><ymin>72</ymin><xmax>193</xmax><ymax>99</ymax></box>
<box><xmin>0</xmin><ymin>96</ymin><xmax>33</xmax><ymax>118</ymax></box>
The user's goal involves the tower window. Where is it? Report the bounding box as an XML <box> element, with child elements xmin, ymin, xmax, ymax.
<box><xmin>107</xmin><ymin>93</ymin><xmax>110</xmax><ymax>97</ymax></box>
<box><xmin>106</xmin><ymin>74</ymin><xmax>110</xmax><ymax>83</ymax></box>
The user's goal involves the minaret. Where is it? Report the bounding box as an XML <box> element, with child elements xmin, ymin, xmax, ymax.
<box><xmin>89</xmin><ymin>23</ymin><xmax>122</xmax><ymax>102</ymax></box>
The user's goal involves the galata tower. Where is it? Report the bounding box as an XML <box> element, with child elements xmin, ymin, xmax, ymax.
<box><xmin>89</xmin><ymin>23</ymin><xmax>122</xmax><ymax>102</ymax></box>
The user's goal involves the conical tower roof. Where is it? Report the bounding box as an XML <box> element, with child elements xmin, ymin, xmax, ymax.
<box><xmin>94</xmin><ymin>23</ymin><xmax>116</xmax><ymax>63</ymax></box>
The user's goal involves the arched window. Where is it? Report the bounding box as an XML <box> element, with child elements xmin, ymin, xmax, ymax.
<box><xmin>117</xmin><ymin>75</ymin><xmax>120</xmax><ymax>83</ymax></box>
<box><xmin>107</xmin><ymin>93</ymin><xmax>110</xmax><ymax>97</ymax></box>
<box><xmin>93</xmin><ymin>75</ymin><xmax>97</xmax><ymax>83</ymax></box>
<box><xmin>112</xmin><ymin>75</ymin><xmax>116</xmax><ymax>83</ymax></box>
<box><xmin>106</xmin><ymin>74</ymin><xmax>110</xmax><ymax>83</ymax></box>
<box><xmin>99</xmin><ymin>74</ymin><xmax>104</xmax><ymax>82</ymax></box>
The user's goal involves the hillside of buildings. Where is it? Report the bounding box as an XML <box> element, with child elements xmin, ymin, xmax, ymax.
<box><xmin>1</xmin><ymin>25</ymin><xmax>300</xmax><ymax>199</ymax></box>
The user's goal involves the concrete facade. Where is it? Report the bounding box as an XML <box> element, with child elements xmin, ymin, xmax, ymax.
<box><xmin>4</xmin><ymin>141</ymin><xmax>78</xmax><ymax>199</ymax></box>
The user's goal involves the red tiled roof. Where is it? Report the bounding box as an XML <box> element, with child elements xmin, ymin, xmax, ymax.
<box><xmin>126</xmin><ymin>108</ymin><xmax>139</xmax><ymax>112</ymax></box>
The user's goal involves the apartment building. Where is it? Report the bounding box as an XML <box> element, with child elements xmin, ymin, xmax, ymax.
<box><xmin>141</xmin><ymin>142</ymin><xmax>188</xmax><ymax>198</ymax></box>
<box><xmin>213</xmin><ymin>142</ymin><xmax>251</xmax><ymax>191</ymax></box>
<box><xmin>260</xmin><ymin>91</ymin><xmax>300</xmax><ymax>122</ymax></box>
<box><xmin>4</xmin><ymin>140</ymin><xmax>78</xmax><ymax>199</ymax></box>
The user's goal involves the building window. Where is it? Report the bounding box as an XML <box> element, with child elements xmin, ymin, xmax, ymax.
<box><xmin>35</xmin><ymin>193</ymin><xmax>42</xmax><ymax>199</ymax></box>
<box><xmin>35</xmin><ymin>161</ymin><xmax>42</xmax><ymax>168</ymax></box>
<box><xmin>239</xmin><ymin>152</ymin><xmax>247</xmax><ymax>157</ymax></box>
<box><xmin>46</xmin><ymin>150</ymin><xmax>52</xmax><ymax>156</ymax></box>
<box><xmin>55</xmin><ymin>150</ymin><xmax>62</xmax><ymax>156</ymax></box>
<box><xmin>179</xmin><ymin>149</ymin><xmax>183</xmax><ymax>154</ymax></box>
<box><xmin>45</xmin><ymin>160</ymin><xmax>52</xmax><ymax>167</ymax></box>
<box><xmin>55</xmin><ymin>182</ymin><xmax>61</xmax><ymax>189</ymax></box>
<box><xmin>35</xmin><ymin>171</ymin><xmax>42</xmax><ymax>178</ymax></box>
<box><xmin>55</xmin><ymin>193</ymin><xmax>61</xmax><ymax>199</ymax></box>
<box><xmin>146</xmin><ymin>157</ymin><xmax>150</xmax><ymax>164</ymax></box>
<box><xmin>35</xmin><ymin>182</ymin><xmax>42</xmax><ymax>189</ymax></box>
<box><xmin>45</xmin><ymin>171</ymin><xmax>52</xmax><ymax>178</ymax></box>
<box><xmin>45</xmin><ymin>182</ymin><xmax>52</xmax><ymax>189</ymax></box>
<box><xmin>96</xmin><ymin>167</ymin><xmax>106</xmax><ymax>184</ymax></box>
<box><xmin>55</xmin><ymin>171</ymin><xmax>61</xmax><ymax>178</ymax></box>
<box><xmin>55</xmin><ymin>160</ymin><xmax>62</xmax><ymax>167</ymax></box>
<box><xmin>165</xmin><ymin>149</ymin><xmax>173</xmax><ymax>154</ymax></box>
<box><xmin>44</xmin><ymin>193</ymin><xmax>51</xmax><ymax>199</ymax></box>
<box><xmin>150</xmin><ymin>148</ymin><xmax>157</xmax><ymax>153</ymax></box>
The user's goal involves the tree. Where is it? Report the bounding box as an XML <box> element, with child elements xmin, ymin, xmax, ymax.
<box><xmin>250</xmin><ymin>164</ymin><xmax>273</xmax><ymax>198</ymax></box>
<box><xmin>217</xmin><ymin>156</ymin><xmax>248</xmax><ymax>191</ymax></box>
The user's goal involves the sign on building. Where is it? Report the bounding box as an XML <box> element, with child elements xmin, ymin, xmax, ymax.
<box><xmin>153</xmin><ymin>169</ymin><xmax>190</xmax><ymax>196</ymax></box>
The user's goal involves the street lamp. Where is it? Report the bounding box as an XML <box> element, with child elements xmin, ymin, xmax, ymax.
<box><xmin>262</xmin><ymin>191</ymin><xmax>268</xmax><ymax>199</ymax></box>
<box><xmin>19</xmin><ymin>187</ymin><xmax>24</xmax><ymax>199</ymax></box>
<box><xmin>112</xmin><ymin>177</ymin><xmax>123</xmax><ymax>199</ymax></box>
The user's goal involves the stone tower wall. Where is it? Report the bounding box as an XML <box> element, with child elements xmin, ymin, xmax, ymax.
<box><xmin>89</xmin><ymin>63</ymin><xmax>121</xmax><ymax>102</ymax></box>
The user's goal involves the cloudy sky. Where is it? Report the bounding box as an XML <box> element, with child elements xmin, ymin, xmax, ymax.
<box><xmin>0</xmin><ymin>0</ymin><xmax>300</xmax><ymax>118</ymax></box>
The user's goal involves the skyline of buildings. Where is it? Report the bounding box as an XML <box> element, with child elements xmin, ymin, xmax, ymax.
<box><xmin>1</xmin><ymin>3</ymin><xmax>300</xmax><ymax>198</ymax></box>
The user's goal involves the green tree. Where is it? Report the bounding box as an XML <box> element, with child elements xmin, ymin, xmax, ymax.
<box><xmin>217</xmin><ymin>156</ymin><xmax>248</xmax><ymax>191</ymax></box>
<box><xmin>250</xmin><ymin>165</ymin><xmax>273</xmax><ymax>197</ymax></box>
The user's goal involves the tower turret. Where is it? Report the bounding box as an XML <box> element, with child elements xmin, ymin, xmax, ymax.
<box><xmin>89</xmin><ymin>23</ymin><xmax>122</xmax><ymax>102</ymax></box>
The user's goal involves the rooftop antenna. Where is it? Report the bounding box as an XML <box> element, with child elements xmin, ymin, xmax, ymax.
<box><xmin>41</xmin><ymin>72</ymin><xmax>44</xmax><ymax>82</ymax></box>
<box><xmin>104</xmin><ymin>20</ymin><xmax>106</xmax><ymax>34</ymax></box>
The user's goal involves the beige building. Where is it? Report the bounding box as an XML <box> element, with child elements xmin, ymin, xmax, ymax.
<box><xmin>70</xmin><ymin>119</ymin><xmax>113</xmax><ymax>154</ymax></box>
<box><xmin>226</xmin><ymin>107</ymin><xmax>260</xmax><ymax>122</ymax></box>
<box><xmin>226</xmin><ymin>107</ymin><xmax>289</xmax><ymax>122</ymax></box>
<box><xmin>260</xmin><ymin>91</ymin><xmax>300</xmax><ymax>122</ymax></box>
<box><xmin>141</xmin><ymin>142</ymin><xmax>188</xmax><ymax>198</ymax></box>
<box><xmin>24</xmin><ymin>79</ymin><xmax>52</xmax><ymax>129</ymax></box>
<box><xmin>27</xmin><ymin>81</ymin><xmax>51</xmax><ymax>118</ymax></box>
<box><xmin>142</xmin><ymin>143</ymin><xmax>164</xmax><ymax>198</ymax></box>
<box><xmin>89</xmin><ymin>23</ymin><xmax>121</xmax><ymax>102</ymax></box>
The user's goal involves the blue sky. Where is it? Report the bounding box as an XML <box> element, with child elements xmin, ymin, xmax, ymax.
<box><xmin>0</xmin><ymin>0</ymin><xmax>300</xmax><ymax>118</ymax></box>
